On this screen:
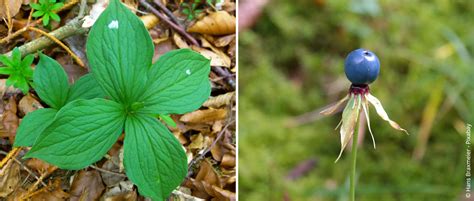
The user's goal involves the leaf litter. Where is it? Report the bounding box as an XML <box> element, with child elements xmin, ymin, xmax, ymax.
<box><xmin>0</xmin><ymin>0</ymin><xmax>236</xmax><ymax>200</ymax></box>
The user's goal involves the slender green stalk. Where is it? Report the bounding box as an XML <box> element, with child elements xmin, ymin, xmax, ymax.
<box><xmin>350</xmin><ymin>114</ymin><xmax>360</xmax><ymax>201</ymax></box>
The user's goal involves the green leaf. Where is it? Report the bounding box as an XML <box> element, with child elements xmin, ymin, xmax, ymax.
<box><xmin>86</xmin><ymin>0</ymin><xmax>153</xmax><ymax>105</ymax></box>
<box><xmin>43</xmin><ymin>14</ymin><xmax>50</xmax><ymax>26</ymax></box>
<box><xmin>158</xmin><ymin>114</ymin><xmax>177</xmax><ymax>128</ymax></box>
<box><xmin>51</xmin><ymin>2</ymin><xmax>63</xmax><ymax>11</ymax></box>
<box><xmin>50</xmin><ymin>12</ymin><xmax>61</xmax><ymax>22</ymax></box>
<box><xmin>32</xmin><ymin>10</ymin><xmax>44</xmax><ymax>17</ymax></box>
<box><xmin>139</xmin><ymin>49</ymin><xmax>211</xmax><ymax>114</ymax></box>
<box><xmin>14</xmin><ymin>108</ymin><xmax>57</xmax><ymax>147</ymax></box>
<box><xmin>124</xmin><ymin>114</ymin><xmax>187</xmax><ymax>200</ymax></box>
<box><xmin>30</xmin><ymin>3</ymin><xmax>42</xmax><ymax>10</ymax></box>
<box><xmin>66</xmin><ymin>74</ymin><xmax>104</xmax><ymax>102</ymax></box>
<box><xmin>33</xmin><ymin>54</ymin><xmax>69</xmax><ymax>109</ymax></box>
<box><xmin>0</xmin><ymin>55</ymin><xmax>13</xmax><ymax>66</ymax></box>
<box><xmin>24</xmin><ymin>99</ymin><xmax>125</xmax><ymax>170</ymax></box>
<box><xmin>0</xmin><ymin>67</ymin><xmax>13</xmax><ymax>75</ymax></box>
<box><xmin>16</xmin><ymin>78</ymin><xmax>30</xmax><ymax>94</ymax></box>
<box><xmin>12</xmin><ymin>48</ymin><xmax>21</xmax><ymax>64</ymax></box>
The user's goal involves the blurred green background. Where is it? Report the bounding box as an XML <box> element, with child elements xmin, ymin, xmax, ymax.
<box><xmin>238</xmin><ymin>0</ymin><xmax>474</xmax><ymax>200</ymax></box>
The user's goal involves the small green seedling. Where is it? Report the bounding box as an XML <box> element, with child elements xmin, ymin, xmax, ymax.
<box><xmin>0</xmin><ymin>48</ymin><xmax>34</xmax><ymax>94</ymax></box>
<box><xmin>30</xmin><ymin>0</ymin><xmax>64</xmax><ymax>26</ymax></box>
<box><xmin>15</xmin><ymin>54</ymin><xmax>103</xmax><ymax>147</ymax></box>
<box><xmin>20</xmin><ymin>0</ymin><xmax>211</xmax><ymax>200</ymax></box>
<box><xmin>182</xmin><ymin>1</ymin><xmax>204</xmax><ymax>20</ymax></box>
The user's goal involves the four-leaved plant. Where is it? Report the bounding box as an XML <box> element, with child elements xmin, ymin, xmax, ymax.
<box><xmin>30</xmin><ymin>0</ymin><xmax>64</xmax><ymax>26</ymax></box>
<box><xmin>21</xmin><ymin>0</ymin><xmax>211</xmax><ymax>200</ymax></box>
<box><xmin>15</xmin><ymin>54</ymin><xmax>103</xmax><ymax>147</ymax></box>
<box><xmin>0</xmin><ymin>48</ymin><xmax>34</xmax><ymax>94</ymax></box>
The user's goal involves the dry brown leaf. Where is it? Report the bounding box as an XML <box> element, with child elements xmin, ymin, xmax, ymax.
<box><xmin>210</xmin><ymin>140</ymin><xmax>224</xmax><ymax>161</ymax></box>
<box><xmin>0</xmin><ymin>160</ymin><xmax>20</xmax><ymax>197</ymax></box>
<box><xmin>70</xmin><ymin>170</ymin><xmax>105</xmax><ymax>201</ymax></box>
<box><xmin>18</xmin><ymin>94</ymin><xmax>43</xmax><ymax>116</ymax></box>
<box><xmin>100</xmin><ymin>157</ymin><xmax>125</xmax><ymax>187</ymax></box>
<box><xmin>174</xmin><ymin>131</ymin><xmax>189</xmax><ymax>145</ymax></box>
<box><xmin>6</xmin><ymin>187</ymin><xmax>28</xmax><ymax>201</ymax></box>
<box><xmin>195</xmin><ymin>160</ymin><xmax>221</xmax><ymax>187</ymax></box>
<box><xmin>188</xmin><ymin>133</ymin><xmax>205</xmax><ymax>149</ymax></box>
<box><xmin>221</xmin><ymin>152</ymin><xmax>235</xmax><ymax>168</ymax></box>
<box><xmin>141</xmin><ymin>14</ymin><xmax>160</xmax><ymax>29</ymax></box>
<box><xmin>103</xmin><ymin>191</ymin><xmax>137</xmax><ymax>201</ymax></box>
<box><xmin>203</xmin><ymin>92</ymin><xmax>235</xmax><ymax>108</ymax></box>
<box><xmin>25</xmin><ymin>158</ymin><xmax>56</xmax><ymax>174</ymax></box>
<box><xmin>188</xmin><ymin>11</ymin><xmax>236</xmax><ymax>35</ymax></box>
<box><xmin>0</xmin><ymin>80</ymin><xmax>18</xmax><ymax>97</ymax></box>
<box><xmin>30</xmin><ymin>179</ymin><xmax>69</xmax><ymax>201</ymax></box>
<box><xmin>214</xmin><ymin>34</ymin><xmax>235</xmax><ymax>47</ymax></box>
<box><xmin>2</xmin><ymin>96</ymin><xmax>18</xmax><ymax>143</ymax></box>
<box><xmin>180</xmin><ymin>108</ymin><xmax>228</xmax><ymax>124</ymax></box>
<box><xmin>191</xmin><ymin>45</ymin><xmax>230</xmax><ymax>67</ymax></box>
<box><xmin>201</xmin><ymin>37</ymin><xmax>232</xmax><ymax>68</ymax></box>
<box><xmin>212</xmin><ymin>120</ymin><xmax>224</xmax><ymax>133</ymax></box>
<box><xmin>211</xmin><ymin>185</ymin><xmax>236</xmax><ymax>201</ymax></box>
<box><xmin>0</xmin><ymin>0</ymin><xmax>22</xmax><ymax>18</ymax></box>
<box><xmin>174</xmin><ymin>33</ymin><xmax>190</xmax><ymax>49</ymax></box>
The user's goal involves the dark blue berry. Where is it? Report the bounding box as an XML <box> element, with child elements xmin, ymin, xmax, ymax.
<box><xmin>344</xmin><ymin>48</ymin><xmax>380</xmax><ymax>85</ymax></box>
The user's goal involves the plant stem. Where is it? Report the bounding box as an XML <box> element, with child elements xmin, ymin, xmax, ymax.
<box><xmin>350</xmin><ymin>116</ymin><xmax>360</xmax><ymax>201</ymax></box>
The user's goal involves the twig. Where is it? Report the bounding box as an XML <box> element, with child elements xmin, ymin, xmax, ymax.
<box><xmin>78</xmin><ymin>0</ymin><xmax>88</xmax><ymax>18</ymax></box>
<box><xmin>2</xmin><ymin>19</ymin><xmax>87</xmax><ymax>57</ymax></box>
<box><xmin>5</xmin><ymin>154</ymin><xmax>48</xmax><ymax>187</ymax></box>
<box><xmin>0</xmin><ymin>0</ymin><xmax>80</xmax><ymax>44</ymax></box>
<box><xmin>0</xmin><ymin>147</ymin><xmax>20</xmax><ymax>168</ymax></box>
<box><xmin>27</xmin><ymin>0</ymin><xmax>38</xmax><ymax>26</ymax></box>
<box><xmin>89</xmin><ymin>165</ymin><xmax>127</xmax><ymax>177</ymax></box>
<box><xmin>212</xmin><ymin>66</ymin><xmax>236</xmax><ymax>89</ymax></box>
<box><xmin>152</xmin><ymin>0</ymin><xmax>180</xmax><ymax>25</ymax></box>
<box><xmin>139</xmin><ymin>0</ymin><xmax>199</xmax><ymax>46</ymax></box>
<box><xmin>28</xmin><ymin>26</ymin><xmax>85</xmax><ymax>67</ymax></box>
<box><xmin>25</xmin><ymin>166</ymin><xmax>58</xmax><ymax>197</ymax></box>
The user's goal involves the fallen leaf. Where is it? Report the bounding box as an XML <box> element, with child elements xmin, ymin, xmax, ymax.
<box><xmin>2</xmin><ymin>96</ymin><xmax>19</xmax><ymax>144</ymax></box>
<box><xmin>0</xmin><ymin>0</ymin><xmax>22</xmax><ymax>18</ymax></box>
<box><xmin>18</xmin><ymin>94</ymin><xmax>43</xmax><ymax>116</ymax></box>
<box><xmin>211</xmin><ymin>185</ymin><xmax>236</xmax><ymax>201</ymax></box>
<box><xmin>203</xmin><ymin>92</ymin><xmax>235</xmax><ymax>108</ymax></box>
<box><xmin>188</xmin><ymin>133</ymin><xmax>205</xmax><ymax>150</ymax></box>
<box><xmin>188</xmin><ymin>11</ymin><xmax>236</xmax><ymax>35</ymax></box>
<box><xmin>30</xmin><ymin>179</ymin><xmax>69</xmax><ymax>201</ymax></box>
<box><xmin>100</xmin><ymin>156</ymin><xmax>125</xmax><ymax>187</ymax></box>
<box><xmin>0</xmin><ymin>79</ymin><xmax>19</xmax><ymax>97</ymax></box>
<box><xmin>191</xmin><ymin>45</ymin><xmax>230</xmax><ymax>67</ymax></box>
<box><xmin>70</xmin><ymin>170</ymin><xmax>105</xmax><ymax>201</ymax></box>
<box><xmin>174</xmin><ymin>32</ymin><xmax>190</xmax><ymax>49</ymax></box>
<box><xmin>200</xmin><ymin>37</ymin><xmax>231</xmax><ymax>68</ymax></box>
<box><xmin>221</xmin><ymin>152</ymin><xmax>235</xmax><ymax>168</ymax></box>
<box><xmin>0</xmin><ymin>160</ymin><xmax>20</xmax><ymax>197</ymax></box>
<box><xmin>25</xmin><ymin>158</ymin><xmax>56</xmax><ymax>174</ymax></box>
<box><xmin>102</xmin><ymin>191</ymin><xmax>137</xmax><ymax>201</ymax></box>
<box><xmin>213</xmin><ymin>34</ymin><xmax>235</xmax><ymax>47</ymax></box>
<box><xmin>180</xmin><ymin>108</ymin><xmax>228</xmax><ymax>124</ymax></box>
<box><xmin>140</xmin><ymin>14</ymin><xmax>160</xmax><ymax>29</ymax></box>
